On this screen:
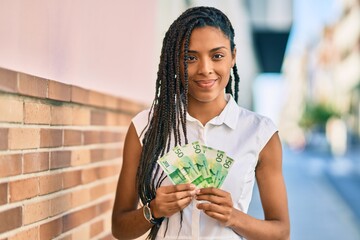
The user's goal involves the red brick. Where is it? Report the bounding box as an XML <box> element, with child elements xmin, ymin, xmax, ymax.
<box><xmin>39</xmin><ymin>173</ymin><xmax>63</xmax><ymax>195</ymax></box>
<box><xmin>106</xmin><ymin>112</ymin><xmax>119</xmax><ymax>126</ymax></box>
<box><xmin>88</xmin><ymin>90</ymin><xmax>105</xmax><ymax>108</ymax></box>
<box><xmin>104</xmin><ymin>95</ymin><xmax>118</xmax><ymax>110</ymax></box>
<box><xmin>23</xmin><ymin>199</ymin><xmax>50</xmax><ymax>224</ymax></box>
<box><xmin>90</xmin><ymin>149</ymin><xmax>104</xmax><ymax>162</ymax></box>
<box><xmin>72</xmin><ymin>107</ymin><xmax>90</xmax><ymax>126</ymax></box>
<box><xmin>39</xmin><ymin>218</ymin><xmax>63</xmax><ymax>240</ymax></box>
<box><xmin>98</xmin><ymin>165</ymin><xmax>119</xmax><ymax>179</ymax></box>
<box><xmin>51</xmin><ymin>105</ymin><xmax>73</xmax><ymax>125</ymax></box>
<box><xmin>99</xmin><ymin>234</ymin><xmax>116</xmax><ymax>240</ymax></box>
<box><xmin>18</xmin><ymin>73</ymin><xmax>47</xmax><ymax>98</ymax></box>
<box><xmin>23</xmin><ymin>152</ymin><xmax>49</xmax><ymax>173</ymax></box>
<box><xmin>71</xmin><ymin>225</ymin><xmax>90</xmax><ymax>239</ymax></box>
<box><xmin>106</xmin><ymin>179</ymin><xmax>118</xmax><ymax>194</ymax></box>
<box><xmin>50</xmin><ymin>193</ymin><xmax>71</xmax><ymax>216</ymax></box>
<box><xmin>90</xmin><ymin>219</ymin><xmax>104</xmax><ymax>238</ymax></box>
<box><xmin>71</xmin><ymin>189</ymin><xmax>90</xmax><ymax>208</ymax></box>
<box><xmin>104</xmin><ymin>148</ymin><xmax>122</xmax><ymax>160</ymax></box>
<box><xmin>71</xmin><ymin>86</ymin><xmax>89</xmax><ymax>105</ymax></box>
<box><xmin>81</xmin><ymin>167</ymin><xmax>98</xmax><ymax>184</ymax></box>
<box><xmin>40</xmin><ymin>129</ymin><xmax>63</xmax><ymax>148</ymax></box>
<box><xmin>118</xmin><ymin>113</ymin><xmax>133</xmax><ymax>126</ymax></box>
<box><xmin>0</xmin><ymin>154</ymin><xmax>22</xmax><ymax>177</ymax></box>
<box><xmin>0</xmin><ymin>128</ymin><xmax>8</xmax><ymax>150</ymax></box>
<box><xmin>48</xmin><ymin>80</ymin><xmax>71</xmax><ymax>102</ymax></box>
<box><xmin>117</xmin><ymin>98</ymin><xmax>133</xmax><ymax>112</ymax></box>
<box><xmin>57</xmin><ymin>235</ymin><xmax>72</xmax><ymax>240</ymax></box>
<box><xmin>50</xmin><ymin>151</ymin><xmax>71</xmax><ymax>169</ymax></box>
<box><xmin>0</xmin><ymin>183</ymin><xmax>8</xmax><ymax>205</ymax></box>
<box><xmin>0</xmin><ymin>68</ymin><xmax>18</xmax><ymax>93</ymax></box>
<box><xmin>63</xmin><ymin>170</ymin><xmax>81</xmax><ymax>189</ymax></box>
<box><xmin>8</xmin><ymin>128</ymin><xmax>40</xmax><ymax>150</ymax></box>
<box><xmin>70</xmin><ymin>149</ymin><xmax>90</xmax><ymax>166</ymax></box>
<box><xmin>83</xmin><ymin>131</ymin><xmax>101</xmax><ymax>145</ymax></box>
<box><xmin>7</xmin><ymin>226</ymin><xmax>39</xmax><ymax>240</ymax></box>
<box><xmin>97</xmin><ymin>199</ymin><xmax>113</xmax><ymax>214</ymax></box>
<box><xmin>0</xmin><ymin>95</ymin><xmax>23</xmax><ymax>123</ymax></box>
<box><xmin>90</xmin><ymin>183</ymin><xmax>107</xmax><ymax>201</ymax></box>
<box><xmin>91</xmin><ymin>110</ymin><xmax>106</xmax><ymax>125</ymax></box>
<box><xmin>24</xmin><ymin>102</ymin><xmax>51</xmax><ymax>124</ymax></box>
<box><xmin>62</xmin><ymin>206</ymin><xmax>96</xmax><ymax>231</ymax></box>
<box><xmin>101</xmin><ymin>131</ymin><xmax>122</xmax><ymax>143</ymax></box>
<box><xmin>0</xmin><ymin>207</ymin><xmax>22</xmax><ymax>234</ymax></box>
<box><xmin>63</xmin><ymin>130</ymin><xmax>82</xmax><ymax>146</ymax></box>
<box><xmin>9</xmin><ymin>177</ymin><xmax>39</xmax><ymax>202</ymax></box>
<box><xmin>117</xmin><ymin>97</ymin><xmax>145</xmax><ymax>114</ymax></box>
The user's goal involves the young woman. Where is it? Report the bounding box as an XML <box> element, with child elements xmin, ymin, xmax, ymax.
<box><xmin>112</xmin><ymin>6</ymin><xmax>290</xmax><ymax>240</ymax></box>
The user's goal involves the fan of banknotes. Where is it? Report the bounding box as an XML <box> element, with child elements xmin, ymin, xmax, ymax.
<box><xmin>157</xmin><ymin>141</ymin><xmax>234</xmax><ymax>188</ymax></box>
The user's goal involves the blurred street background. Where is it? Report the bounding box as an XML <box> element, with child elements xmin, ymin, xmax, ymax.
<box><xmin>242</xmin><ymin>0</ymin><xmax>360</xmax><ymax>239</ymax></box>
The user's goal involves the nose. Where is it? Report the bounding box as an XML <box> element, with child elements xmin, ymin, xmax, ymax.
<box><xmin>197</xmin><ymin>58</ymin><xmax>213</xmax><ymax>75</ymax></box>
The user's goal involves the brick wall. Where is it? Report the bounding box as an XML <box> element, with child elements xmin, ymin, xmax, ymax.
<box><xmin>0</xmin><ymin>67</ymin><xmax>147</xmax><ymax>240</ymax></box>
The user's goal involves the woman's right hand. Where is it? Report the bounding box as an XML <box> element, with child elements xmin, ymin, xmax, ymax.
<box><xmin>150</xmin><ymin>183</ymin><xmax>197</xmax><ymax>218</ymax></box>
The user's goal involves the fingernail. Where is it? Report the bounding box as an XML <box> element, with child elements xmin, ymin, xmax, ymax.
<box><xmin>190</xmin><ymin>184</ymin><xmax>196</xmax><ymax>189</ymax></box>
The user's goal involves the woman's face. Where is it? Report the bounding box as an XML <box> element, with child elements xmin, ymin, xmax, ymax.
<box><xmin>180</xmin><ymin>26</ymin><xmax>236</xmax><ymax>105</ymax></box>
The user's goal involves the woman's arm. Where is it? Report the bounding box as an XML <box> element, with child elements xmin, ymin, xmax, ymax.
<box><xmin>112</xmin><ymin>123</ymin><xmax>197</xmax><ymax>239</ymax></box>
<box><xmin>196</xmin><ymin>132</ymin><xmax>290</xmax><ymax>240</ymax></box>
<box><xmin>111</xmin><ymin>123</ymin><xmax>152</xmax><ymax>239</ymax></box>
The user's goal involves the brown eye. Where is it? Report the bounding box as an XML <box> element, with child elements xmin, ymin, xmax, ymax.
<box><xmin>213</xmin><ymin>54</ymin><xmax>224</xmax><ymax>60</ymax></box>
<box><xmin>185</xmin><ymin>55</ymin><xmax>197</xmax><ymax>62</ymax></box>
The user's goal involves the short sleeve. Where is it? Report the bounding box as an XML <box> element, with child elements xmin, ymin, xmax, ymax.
<box><xmin>132</xmin><ymin>109</ymin><xmax>151</xmax><ymax>146</ymax></box>
<box><xmin>258</xmin><ymin>116</ymin><xmax>278</xmax><ymax>151</ymax></box>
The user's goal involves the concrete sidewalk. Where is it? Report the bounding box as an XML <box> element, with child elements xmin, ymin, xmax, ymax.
<box><xmin>248</xmin><ymin>146</ymin><xmax>360</xmax><ymax>240</ymax></box>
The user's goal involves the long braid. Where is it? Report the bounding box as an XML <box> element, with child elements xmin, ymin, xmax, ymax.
<box><xmin>232</xmin><ymin>63</ymin><xmax>240</xmax><ymax>102</ymax></box>
<box><xmin>136</xmin><ymin>6</ymin><xmax>241</xmax><ymax>240</ymax></box>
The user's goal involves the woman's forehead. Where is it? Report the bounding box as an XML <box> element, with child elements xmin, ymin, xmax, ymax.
<box><xmin>187</xmin><ymin>26</ymin><xmax>231</xmax><ymax>50</ymax></box>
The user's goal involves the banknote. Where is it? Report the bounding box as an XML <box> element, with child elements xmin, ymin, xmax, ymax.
<box><xmin>171</xmin><ymin>145</ymin><xmax>206</xmax><ymax>187</ymax></box>
<box><xmin>203</xmin><ymin>146</ymin><xmax>227</xmax><ymax>187</ymax></box>
<box><xmin>157</xmin><ymin>142</ymin><xmax>234</xmax><ymax>188</ymax></box>
<box><xmin>214</xmin><ymin>156</ymin><xmax>234</xmax><ymax>188</ymax></box>
<box><xmin>157</xmin><ymin>150</ymin><xmax>189</xmax><ymax>185</ymax></box>
<box><xmin>180</xmin><ymin>141</ymin><xmax>212</xmax><ymax>187</ymax></box>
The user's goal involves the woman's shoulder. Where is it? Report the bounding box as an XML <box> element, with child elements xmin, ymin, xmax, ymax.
<box><xmin>132</xmin><ymin>108</ymin><xmax>151</xmax><ymax>124</ymax></box>
<box><xmin>237</xmin><ymin>106</ymin><xmax>278</xmax><ymax>136</ymax></box>
<box><xmin>131</xmin><ymin>108</ymin><xmax>151</xmax><ymax>142</ymax></box>
<box><xmin>238</xmin><ymin>106</ymin><xmax>275</xmax><ymax>125</ymax></box>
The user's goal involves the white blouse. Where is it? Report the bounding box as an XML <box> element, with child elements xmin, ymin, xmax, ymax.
<box><xmin>132</xmin><ymin>94</ymin><xmax>278</xmax><ymax>240</ymax></box>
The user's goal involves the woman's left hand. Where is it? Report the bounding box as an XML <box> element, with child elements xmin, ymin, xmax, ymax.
<box><xmin>195</xmin><ymin>187</ymin><xmax>234</xmax><ymax>226</ymax></box>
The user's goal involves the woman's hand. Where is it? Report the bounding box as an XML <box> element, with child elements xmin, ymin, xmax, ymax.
<box><xmin>195</xmin><ymin>187</ymin><xmax>234</xmax><ymax>226</ymax></box>
<box><xmin>151</xmin><ymin>183</ymin><xmax>197</xmax><ymax>218</ymax></box>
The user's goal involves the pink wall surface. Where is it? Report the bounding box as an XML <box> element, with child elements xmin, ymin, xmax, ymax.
<box><xmin>0</xmin><ymin>0</ymin><xmax>157</xmax><ymax>105</ymax></box>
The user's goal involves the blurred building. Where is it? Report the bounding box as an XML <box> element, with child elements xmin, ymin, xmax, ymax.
<box><xmin>279</xmin><ymin>0</ymin><xmax>360</xmax><ymax>153</ymax></box>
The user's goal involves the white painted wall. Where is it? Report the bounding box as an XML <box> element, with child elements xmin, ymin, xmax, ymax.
<box><xmin>0</xmin><ymin>0</ymin><xmax>157</xmax><ymax>105</ymax></box>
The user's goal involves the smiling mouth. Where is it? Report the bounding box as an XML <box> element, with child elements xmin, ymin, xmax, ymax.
<box><xmin>195</xmin><ymin>79</ymin><xmax>217</xmax><ymax>88</ymax></box>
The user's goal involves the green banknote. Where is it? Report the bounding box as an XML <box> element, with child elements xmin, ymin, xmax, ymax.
<box><xmin>172</xmin><ymin>145</ymin><xmax>206</xmax><ymax>187</ymax></box>
<box><xmin>157</xmin><ymin>151</ymin><xmax>189</xmax><ymax>185</ymax></box>
<box><xmin>180</xmin><ymin>141</ymin><xmax>212</xmax><ymax>187</ymax></box>
<box><xmin>213</xmin><ymin>156</ymin><xmax>234</xmax><ymax>188</ymax></box>
<box><xmin>203</xmin><ymin>146</ymin><xmax>226</xmax><ymax>187</ymax></box>
<box><xmin>157</xmin><ymin>141</ymin><xmax>234</xmax><ymax>188</ymax></box>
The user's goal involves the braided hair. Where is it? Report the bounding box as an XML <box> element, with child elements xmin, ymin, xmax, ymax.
<box><xmin>136</xmin><ymin>6</ymin><xmax>240</xmax><ymax>239</ymax></box>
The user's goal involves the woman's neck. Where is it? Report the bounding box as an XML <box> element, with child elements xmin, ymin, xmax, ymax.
<box><xmin>187</xmin><ymin>97</ymin><xmax>227</xmax><ymax>126</ymax></box>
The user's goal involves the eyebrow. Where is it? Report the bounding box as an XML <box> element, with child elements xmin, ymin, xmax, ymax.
<box><xmin>187</xmin><ymin>46</ymin><xmax>228</xmax><ymax>53</ymax></box>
